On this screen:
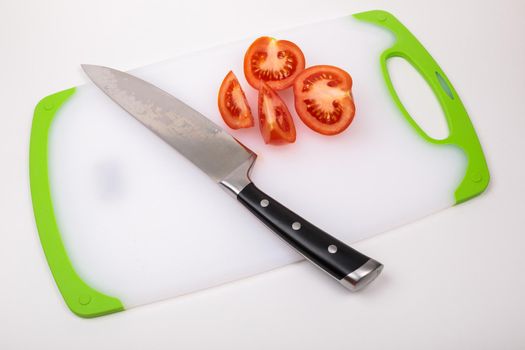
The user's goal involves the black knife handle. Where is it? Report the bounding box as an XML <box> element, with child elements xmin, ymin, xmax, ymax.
<box><xmin>237</xmin><ymin>182</ymin><xmax>383</xmax><ymax>291</ymax></box>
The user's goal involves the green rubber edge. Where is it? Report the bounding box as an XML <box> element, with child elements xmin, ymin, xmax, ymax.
<box><xmin>30</xmin><ymin>87</ymin><xmax>124</xmax><ymax>318</ymax></box>
<box><xmin>353</xmin><ymin>10</ymin><xmax>490</xmax><ymax>204</ymax></box>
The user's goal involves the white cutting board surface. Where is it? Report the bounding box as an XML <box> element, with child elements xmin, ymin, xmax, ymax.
<box><xmin>48</xmin><ymin>16</ymin><xmax>465</xmax><ymax>308</ymax></box>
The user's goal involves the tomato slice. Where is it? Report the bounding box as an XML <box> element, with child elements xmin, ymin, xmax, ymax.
<box><xmin>293</xmin><ymin>65</ymin><xmax>355</xmax><ymax>135</ymax></box>
<box><xmin>218</xmin><ymin>71</ymin><xmax>254</xmax><ymax>129</ymax></box>
<box><xmin>258</xmin><ymin>83</ymin><xmax>296</xmax><ymax>144</ymax></box>
<box><xmin>244</xmin><ymin>37</ymin><xmax>305</xmax><ymax>91</ymax></box>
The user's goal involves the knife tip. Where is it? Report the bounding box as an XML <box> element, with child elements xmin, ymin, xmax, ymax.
<box><xmin>81</xmin><ymin>64</ymin><xmax>95</xmax><ymax>73</ymax></box>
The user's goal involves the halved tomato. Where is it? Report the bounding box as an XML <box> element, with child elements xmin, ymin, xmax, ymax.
<box><xmin>258</xmin><ymin>83</ymin><xmax>296</xmax><ymax>144</ymax></box>
<box><xmin>218</xmin><ymin>71</ymin><xmax>254</xmax><ymax>129</ymax></box>
<box><xmin>244</xmin><ymin>37</ymin><xmax>305</xmax><ymax>90</ymax></box>
<box><xmin>293</xmin><ymin>65</ymin><xmax>355</xmax><ymax>135</ymax></box>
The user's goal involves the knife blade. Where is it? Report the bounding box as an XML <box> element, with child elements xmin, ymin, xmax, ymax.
<box><xmin>82</xmin><ymin>64</ymin><xmax>383</xmax><ymax>291</ymax></box>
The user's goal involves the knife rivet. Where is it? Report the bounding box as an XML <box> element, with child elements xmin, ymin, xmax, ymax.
<box><xmin>260</xmin><ymin>199</ymin><xmax>269</xmax><ymax>207</ymax></box>
<box><xmin>328</xmin><ymin>245</ymin><xmax>338</xmax><ymax>254</ymax></box>
<box><xmin>292</xmin><ymin>222</ymin><xmax>301</xmax><ymax>231</ymax></box>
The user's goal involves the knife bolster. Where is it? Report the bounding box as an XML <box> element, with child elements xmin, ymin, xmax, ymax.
<box><xmin>219</xmin><ymin>155</ymin><xmax>256</xmax><ymax>197</ymax></box>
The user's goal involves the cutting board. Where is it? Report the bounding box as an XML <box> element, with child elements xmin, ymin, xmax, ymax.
<box><xmin>30</xmin><ymin>10</ymin><xmax>489</xmax><ymax>317</ymax></box>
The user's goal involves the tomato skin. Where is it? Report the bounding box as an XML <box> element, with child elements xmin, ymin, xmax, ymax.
<box><xmin>258</xmin><ymin>83</ymin><xmax>296</xmax><ymax>144</ymax></box>
<box><xmin>244</xmin><ymin>36</ymin><xmax>305</xmax><ymax>91</ymax></box>
<box><xmin>293</xmin><ymin>65</ymin><xmax>355</xmax><ymax>136</ymax></box>
<box><xmin>218</xmin><ymin>71</ymin><xmax>254</xmax><ymax>129</ymax></box>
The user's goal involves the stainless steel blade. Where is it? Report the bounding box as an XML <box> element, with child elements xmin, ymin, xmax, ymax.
<box><xmin>81</xmin><ymin>64</ymin><xmax>256</xmax><ymax>184</ymax></box>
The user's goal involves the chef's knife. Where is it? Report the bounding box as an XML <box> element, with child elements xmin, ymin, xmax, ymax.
<box><xmin>82</xmin><ymin>64</ymin><xmax>383</xmax><ymax>291</ymax></box>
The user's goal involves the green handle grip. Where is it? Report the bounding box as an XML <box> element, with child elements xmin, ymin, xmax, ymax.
<box><xmin>354</xmin><ymin>10</ymin><xmax>490</xmax><ymax>203</ymax></box>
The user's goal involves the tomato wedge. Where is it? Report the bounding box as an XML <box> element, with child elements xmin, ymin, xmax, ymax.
<box><xmin>244</xmin><ymin>37</ymin><xmax>305</xmax><ymax>90</ymax></box>
<box><xmin>258</xmin><ymin>83</ymin><xmax>296</xmax><ymax>144</ymax></box>
<box><xmin>218</xmin><ymin>71</ymin><xmax>254</xmax><ymax>129</ymax></box>
<box><xmin>293</xmin><ymin>65</ymin><xmax>355</xmax><ymax>135</ymax></box>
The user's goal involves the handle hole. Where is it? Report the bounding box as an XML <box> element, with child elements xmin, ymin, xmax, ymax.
<box><xmin>387</xmin><ymin>57</ymin><xmax>450</xmax><ymax>140</ymax></box>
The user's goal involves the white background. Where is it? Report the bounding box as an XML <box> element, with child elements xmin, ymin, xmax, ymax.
<box><xmin>1</xmin><ymin>0</ymin><xmax>524</xmax><ymax>349</ymax></box>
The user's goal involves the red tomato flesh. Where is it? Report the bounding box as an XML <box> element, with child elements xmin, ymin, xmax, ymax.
<box><xmin>218</xmin><ymin>71</ymin><xmax>254</xmax><ymax>129</ymax></box>
<box><xmin>244</xmin><ymin>37</ymin><xmax>305</xmax><ymax>91</ymax></box>
<box><xmin>293</xmin><ymin>65</ymin><xmax>355</xmax><ymax>135</ymax></box>
<box><xmin>258</xmin><ymin>83</ymin><xmax>296</xmax><ymax>144</ymax></box>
